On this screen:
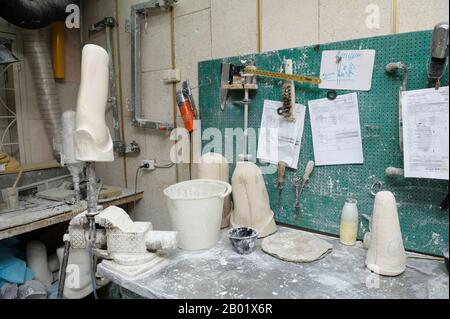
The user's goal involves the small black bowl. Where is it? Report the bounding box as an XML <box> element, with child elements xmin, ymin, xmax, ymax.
<box><xmin>228</xmin><ymin>227</ymin><xmax>258</xmax><ymax>255</ymax></box>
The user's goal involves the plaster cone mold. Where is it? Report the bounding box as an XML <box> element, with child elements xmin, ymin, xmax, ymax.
<box><xmin>26</xmin><ymin>241</ymin><xmax>53</xmax><ymax>292</ymax></box>
<box><xmin>197</xmin><ymin>153</ymin><xmax>232</xmax><ymax>228</ymax></box>
<box><xmin>74</xmin><ymin>44</ymin><xmax>114</xmax><ymax>162</ymax></box>
<box><xmin>231</xmin><ymin>162</ymin><xmax>277</xmax><ymax>238</ymax></box>
<box><xmin>365</xmin><ymin>191</ymin><xmax>406</xmax><ymax>277</ymax></box>
<box><xmin>56</xmin><ymin>247</ymin><xmax>93</xmax><ymax>299</ymax></box>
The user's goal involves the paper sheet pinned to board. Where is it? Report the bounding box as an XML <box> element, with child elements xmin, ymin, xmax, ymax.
<box><xmin>319</xmin><ymin>50</ymin><xmax>376</xmax><ymax>91</ymax></box>
<box><xmin>257</xmin><ymin>100</ymin><xmax>306</xmax><ymax>169</ymax></box>
<box><xmin>308</xmin><ymin>93</ymin><xmax>364</xmax><ymax>166</ymax></box>
<box><xmin>402</xmin><ymin>86</ymin><xmax>449</xmax><ymax>180</ymax></box>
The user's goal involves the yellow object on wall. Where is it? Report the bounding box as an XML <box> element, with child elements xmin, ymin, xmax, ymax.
<box><xmin>51</xmin><ymin>22</ymin><xmax>65</xmax><ymax>79</ymax></box>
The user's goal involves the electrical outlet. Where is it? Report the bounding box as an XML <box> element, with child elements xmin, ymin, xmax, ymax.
<box><xmin>141</xmin><ymin>160</ymin><xmax>156</xmax><ymax>171</ymax></box>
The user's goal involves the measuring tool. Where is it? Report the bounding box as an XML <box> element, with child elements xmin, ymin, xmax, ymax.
<box><xmin>243</xmin><ymin>67</ymin><xmax>322</xmax><ymax>85</ymax></box>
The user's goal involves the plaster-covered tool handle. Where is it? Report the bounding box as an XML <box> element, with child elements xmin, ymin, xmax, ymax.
<box><xmin>278</xmin><ymin>161</ymin><xmax>287</xmax><ymax>187</ymax></box>
<box><xmin>303</xmin><ymin>161</ymin><xmax>315</xmax><ymax>182</ymax></box>
<box><xmin>12</xmin><ymin>169</ymin><xmax>23</xmax><ymax>189</ymax></box>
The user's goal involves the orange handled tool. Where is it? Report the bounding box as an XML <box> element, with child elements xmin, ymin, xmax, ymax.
<box><xmin>176</xmin><ymin>90</ymin><xmax>195</xmax><ymax>133</ymax></box>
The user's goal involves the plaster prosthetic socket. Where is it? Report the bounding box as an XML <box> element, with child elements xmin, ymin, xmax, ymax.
<box><xmin>26</xmin><ymin>241</ymin><xmax>53</xmax><ymax>292</ymax></box>
<box><xmin>74</xmin><ymin>44</ymin><xmax>114</xmax><ymax>162</ymax></box>
<box><xmin>56</xmin><ymin>247</ymin><xmax>93</xmax><ymax>299</ymax></box>
<box><xmin>231</xmin><ymin>162</ymin><xmax>277</xmax><ymax>238</ymax></box>
<box><xmin>365</xmin><ymin>191</ymin><xmax>406</xmax><ymax>277</ymax></box>
<box><xmin>197</xmin><ymin>153</ymin><xmax>232</xmax><ymax>228</ymax></box>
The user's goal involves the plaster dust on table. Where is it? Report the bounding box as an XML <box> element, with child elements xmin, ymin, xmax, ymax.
<box><xmin>98</xmin><ymin>227</ymin><xmax>449</xmax><ymax>299</ymax></box>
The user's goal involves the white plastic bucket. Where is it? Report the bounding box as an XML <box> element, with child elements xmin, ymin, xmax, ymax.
<box><xmin>164</xmin><ymin>179</ymin><xmax>232</xmax><ymax>250</ymax></box>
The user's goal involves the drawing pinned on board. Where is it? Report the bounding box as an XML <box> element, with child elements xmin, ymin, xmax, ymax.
<box><xmin>257</xmin><ymin>100</ymin><xmax>306</xmax><ymax>170</ymax></box>
<box><xmin>319</xmin><ymin>50</ymin><xmax>376</xmax><ymax>91</ymax></box>
<box><xmin>401</xmin><ymin>86</ymin><xmax>449</xmax><ymax>180</ymax></box>
<box><xmin>308</xmin><ymin>93</ymin><xmax>364</xmax><ymax>166</ymax></box>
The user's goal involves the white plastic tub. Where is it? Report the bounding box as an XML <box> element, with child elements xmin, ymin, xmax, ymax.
<box><xmin>164</xmin><ymin>179</ymin><xmax>232</xmax><ymax>250</ymax></box>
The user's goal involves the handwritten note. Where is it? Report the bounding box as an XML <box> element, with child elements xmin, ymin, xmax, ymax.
<box><xmin>319</xmin><ymin>50</ymin><xmax>376</xmax><ymax>91</ymax></box>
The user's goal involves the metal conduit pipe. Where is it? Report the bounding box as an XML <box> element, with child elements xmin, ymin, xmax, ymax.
<box><xmin>0</xmin><ymin>0</ymin><xmax>79</xmax><ymax>29</ymax></box>
<box><xmin>23</xmin><ymin>30</ymin><xmax>62</xmax><ymax>160</ymax></box>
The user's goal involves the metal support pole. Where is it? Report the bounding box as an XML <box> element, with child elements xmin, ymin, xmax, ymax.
<box><xmin>57</xmin><ymin>236</ymin><xmax>71</xmax><ymax>299</ymax></box>
<box><xmin>243</xmin><ymin>89</ymin><xmax>249</xmax><ymax>157</ymax></box>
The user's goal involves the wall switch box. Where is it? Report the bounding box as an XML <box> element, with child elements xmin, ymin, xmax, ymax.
<box><xmin>162</xmin><ymin>69</ymin><xmax>181</xmax><ymax>83</ymax></box>
<box><xmin>141</xmin><ymin>160</ymin><xmax>156</xmax><ymax>171</ymax></box>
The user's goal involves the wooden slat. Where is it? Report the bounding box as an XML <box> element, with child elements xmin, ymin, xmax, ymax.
<box><xmin>0</xmin><ymin>191</ymin><xmax>144</xmax><ymax>240</ymax></box>
<box><xmin>0</xmin><ymin>162</ymin><xmax>60</xmax><ymax>175</ymax></box>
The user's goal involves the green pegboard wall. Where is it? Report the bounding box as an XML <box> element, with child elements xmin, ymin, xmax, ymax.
<box><xmin>199</xmin><ymin>31</ymin><xmax>449</xmax><ymax>256</ymax></box>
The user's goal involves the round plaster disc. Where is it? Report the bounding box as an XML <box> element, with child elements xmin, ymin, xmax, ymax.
<box><xmin>262</xmin><ymin>229</ymin><xmax>333</xmax><ymax>263</ymax></box>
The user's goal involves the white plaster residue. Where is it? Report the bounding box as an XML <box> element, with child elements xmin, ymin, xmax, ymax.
<box><xmin>219</xmin><ymin>258</ymin><xmax>228</xmax><ymax>266</ymax></box>
<box><xmin>314</xmin><ymin>274</ymin><xmax>352</xmax><ymax>291</ymax></box>
<box><xmin>327</xmin><ymin>177</ymin><xmax>334</xmax><ymax>194</ymax></box>
<box><xmin>426</xmin><ymin>233</ymin><xmax>443</xmax><ymax>247</ymax></box>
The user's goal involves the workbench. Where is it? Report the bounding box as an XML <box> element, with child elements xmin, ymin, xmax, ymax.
<box><xmin>0</xmin><ymin>188</ymin><xmax>143</xmax><ymax>241</ymax></box>
<box><xmin>98</xmin><ymin>227</ymin><xmax>449</xmax><ymax>299</ymax></box>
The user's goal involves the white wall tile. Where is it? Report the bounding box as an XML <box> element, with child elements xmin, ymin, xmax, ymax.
<box><xmin>319</xmin><ymin>0</ymin><xmax>392</xmax><ymax>43</ymax></box>
<box><xmin>141</xmin><ymin>70</ymin><xmax>175</xmax><ymax>121</ymax></box>
<box><xmin>175</xmin><ymin>9</ymin><xmax>212</xmax><ymax>89</ymax></box>
<box><xmin>398</xmin><ymin>0</ymin><xmax>449</xmax><ymax>33</ymax></box>
<box><xmin>211</xmin><ymin>0</ymin><xmax>258</xmax><ymax>58</ymax></box>
<box><xmin>174</xmin><ymin>0</ymin><xmax>211</xmax><ymax>17</ymax></box>
<box><xmin>262</xmin><ymin>0</ymin><xmax>319</xmax><ymax>52</ymax></box>
<box><xmin>141</xmin><ymin>10</ymin><xmax>172</xmax><ymax>72</ymax></box>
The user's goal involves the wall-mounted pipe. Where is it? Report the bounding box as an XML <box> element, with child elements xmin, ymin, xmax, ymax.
<box><xmin>24</xmin><ymin>30</ymin><xmax>62</xmax><ymax>160</ymax></box>
<box><xmin>52</xmin><ymin>22</ymin><xmax>65</xmax><ymax>79</ymax></box>
<box><xmin>0</xmin><ymin>0</ymin><xmax>79</xmax><ymax>29</ymax></box>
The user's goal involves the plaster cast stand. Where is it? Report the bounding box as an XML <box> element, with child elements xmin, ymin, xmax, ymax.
<box><xmin>58</xmin><ymin>44</ymin><xmax>114</xmax><ymax>299</ymax></box>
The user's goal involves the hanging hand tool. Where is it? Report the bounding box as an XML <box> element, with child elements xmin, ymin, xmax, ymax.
<box><xmin>176</xmin><ymin>89</ymin><xmax>195</xmax><ymax>133</ymax></box>
<box><xmin>278</xmin><ymin>59</ymin><xmax>296</xmax><ymax>122</ymax></box>
<box><xmin>220</xmin><ymin>63</ymin><xmax>232</xmax><ymax>111</ymax></box>
<box><xmin>182</xmin><ymin>80</ymin><xmax>199</xmax><ymax>120</ymax></box>
<box><xmin>277</xmin><ymin>161</ymin><xmax>287</xmax><ymax>209</ymax></box>
<box><xmin>428</xmin><ymin>22</ymin><xmax>449</xmax><ymax>89</ymax></box>
<box><xmin>176</xmin><ymin>84</ymin><xmax>196</xmax><ymax>180</ymax></box>
<box><xmin>293</xmin><ymin>161</ymin><xmax>315</xmax><ymax>211</ymax></box>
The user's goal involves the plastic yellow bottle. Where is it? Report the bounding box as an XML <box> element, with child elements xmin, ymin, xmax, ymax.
<box><xmin>339</xmin><ymin>198</ymin><xmax>359</xmax><ymax>246</ymax></box>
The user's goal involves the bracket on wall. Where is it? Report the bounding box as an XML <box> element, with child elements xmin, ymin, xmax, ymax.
<box><xmin>130</xmin><ymin>0</ymin><xmax>178</xmax><ymax>132</ymax></box>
